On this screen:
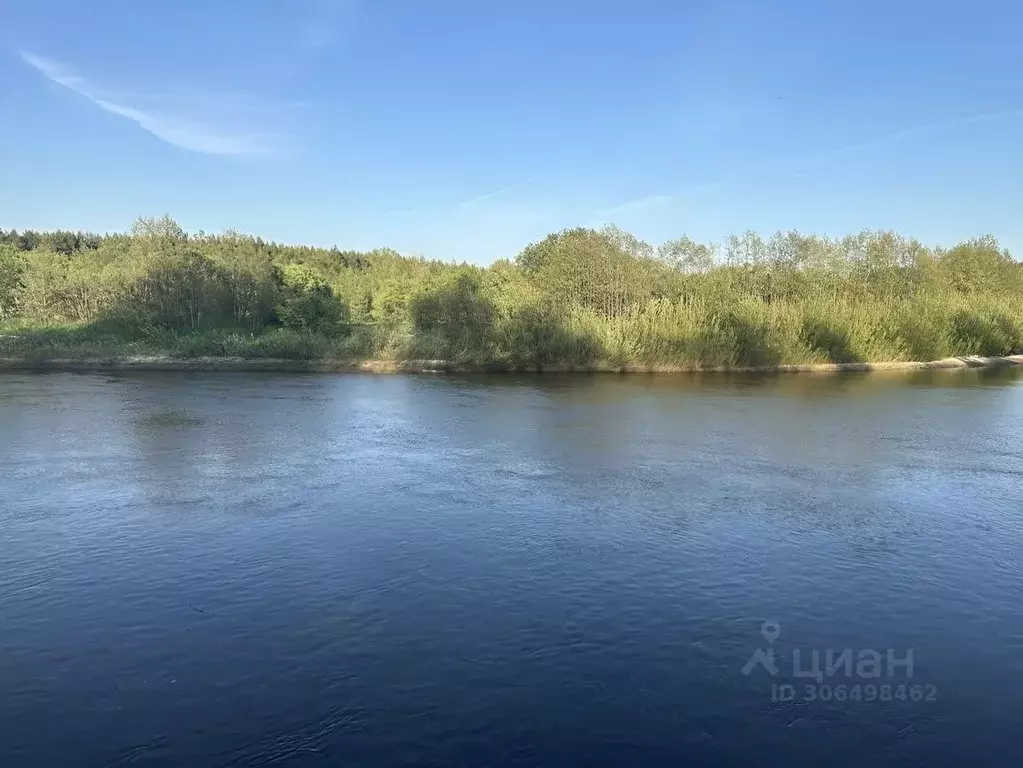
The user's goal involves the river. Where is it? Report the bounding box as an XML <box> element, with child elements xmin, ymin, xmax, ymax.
<box><xmin>2</xmin><ymin>369</ymin><xmax>1022</xmax><ymax>766</ymax></box>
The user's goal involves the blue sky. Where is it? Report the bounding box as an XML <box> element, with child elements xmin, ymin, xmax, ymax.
<box><xmin>2</xmin><ymin>0</ymin><xmax>1022</xmax><ymax>262</ymax></box>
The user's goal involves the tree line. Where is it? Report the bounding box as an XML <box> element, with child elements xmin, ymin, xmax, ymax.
<box><xmin>1</xmin><ymin>216</ymin><xmax>1020</xmax><ymax>366</ymax></box>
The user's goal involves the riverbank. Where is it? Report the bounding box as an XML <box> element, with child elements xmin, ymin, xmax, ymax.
<box><xmin>1</xmin><ymin>354</ymin><xmax>1021</xmax><ymax>374</ymax></box>
<box><xmin>5</xmin><ymin>221</ymin><xmax>1022</xmax><ymax>378</ymax></box>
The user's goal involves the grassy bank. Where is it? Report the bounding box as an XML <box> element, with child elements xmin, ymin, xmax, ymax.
<box><xmin>3</xmin><ymin>293</ymin><xmax>1021</xmax><ymax>370</ymax></box>
<box><xmin>2</xmin><ymin>219</ymin><xmax>1021</xmax><ymax>369</ymax></box>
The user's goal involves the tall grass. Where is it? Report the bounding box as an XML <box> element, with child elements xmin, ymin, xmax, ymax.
<box><xmin>572</xmin><ymin>295</ymin><xmax>1022</xmax><ymax>367</ymax></box>
<box><xmin>4</xmin><ymin>294</ymin><xmax>1019</xmax><ymax>367</ymax></box>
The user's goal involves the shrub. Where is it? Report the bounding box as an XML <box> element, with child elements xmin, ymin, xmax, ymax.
<box><xmin>275</xmin><ymin>264</ymin><xmax>349</xmax><ymax>335</ymax></box>
<box><xmin>949</xmin><ymin>310</ymin><xmax>1019</xmax><ymax>356</ymax></box>
<box><xmin>0</xmin><ymin>244</ymin><xmax>25</xmax><ymax>319</ymax></box>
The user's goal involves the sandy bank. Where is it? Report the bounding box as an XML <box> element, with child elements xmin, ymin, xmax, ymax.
<box><xmin>0</xmin><ymin>355</ymin><xmax>1021</xmax><ymax>374</ymax></box>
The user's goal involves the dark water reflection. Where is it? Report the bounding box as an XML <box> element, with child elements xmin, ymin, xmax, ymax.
<box><xmin>1</xmin><ymin>369</ymin><xmax>1022</xmax><ymax>766</ymax></box>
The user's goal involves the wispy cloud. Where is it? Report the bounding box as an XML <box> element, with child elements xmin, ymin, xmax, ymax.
<box><xmin>399</xmin><ymin>201</ymin><xmax>556</xmax><ymax>264</ymax></box>
<box><xmin>385</xmin><ymin>181</ymin><xmax>531</xmax><ymax>214</ymax></box>
<box><xmin>21</xmin><ymin>52</ymin><xmax>287</xmax><ymax>155</ymax></box>
<box><xmin>600</xmin><ymin>107</ymin><xmax>1023</xmax><ymax>209</ymax></box>
<box><xmin>591</xmin><ymin>194</ymin><xmax>675</xmax><ymax>223</ymax></box>
<box><xmin>804</xmin><ymin>107</ymin><xmax>1023</xmax><ymax>168</ymax></box>
<box><xmin>456</xmin><ymin>181</ymin><xmax>530</xmax><ymax>208</ymax></box>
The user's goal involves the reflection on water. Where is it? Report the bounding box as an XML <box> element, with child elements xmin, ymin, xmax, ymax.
<box><xmin>0</xmin><ymin>368</ymin><xmax>1022</xmax><ymax>767</ymax></box>
<box><xmin>133</xmin><ymin>411</ymin><xmax>206</xmax><ymax>430</ymax></box>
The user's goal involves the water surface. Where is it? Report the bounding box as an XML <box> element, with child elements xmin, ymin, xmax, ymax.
<box><xmin>2</xmin><ymin>369</ymin><xmax>1022</xmax><ymax>766</ymax></box>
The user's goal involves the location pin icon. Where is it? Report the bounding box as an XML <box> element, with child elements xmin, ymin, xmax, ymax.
<box><xmin>761</xmin><ymin>621</ymin><xmax>781</xmax><ymax>644</ymax></box>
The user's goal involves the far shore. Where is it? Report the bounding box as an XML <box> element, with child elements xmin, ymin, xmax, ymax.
<box><xmin>1</xmin><ymin>355</ymin><xmax>1021</xmax><ymax>375</ymax></box>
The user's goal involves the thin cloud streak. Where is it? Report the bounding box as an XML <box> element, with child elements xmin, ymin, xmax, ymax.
<box><xmin>616</xmin><ymin>108</ymin><xmax>1023</xmax><ymax>209</ymax></box>
<box><xmin>592</xmin><ymin>194</ymin><xmax>674</xmax><ymax>223</ymax></box>
<box><xmin>386</xmin><ymin>180</ymin><xmax>531</xmax><ymax>214</ymax></box>
<box><xmin>456</xmin><ymin>181</ymin><xmax>530</xmax><ymax>208</ymax></box>
<box><xmin>21</xmin><ymin>52</ymin><xmax>284</xmax><ymax>155</ymax></box>
<box><xmin>805</xmin><ymin>107</ymin><xmax>1023</xmax><ymax>167</ymax></box>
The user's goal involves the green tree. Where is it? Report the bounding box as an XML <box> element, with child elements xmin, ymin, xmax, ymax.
<box><xmin>409</xmin><ymin>268</ymin><xmax>497</xmax><ymax>360</ymax></box>
<box><xmin>0</xmin><ymin>244</ymin><xmax>25</xmax><ymax>319</ymax></box>
<box><xmin>658</xmin><ymin>235</ymin><xmax>715</xmax><ymax>275</ymax></box>
<box><xmin>517</xmin><ymin>227</ymin><xmax>653</xmax><ymax>318</ymax></box>
<box><xmin>939</xmin><ymin>236</ymin><xmax>1018</xmax><ymax>295</ymax></box>
<box><xmin>275</xmin><ymin>263</ymin><xmax>348</xmax><ymax>334</ymax></box>
<box><xmin>131</xmin><ymin>215</ymin><xmax>187</xmax><ymax>241</ymax></box>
